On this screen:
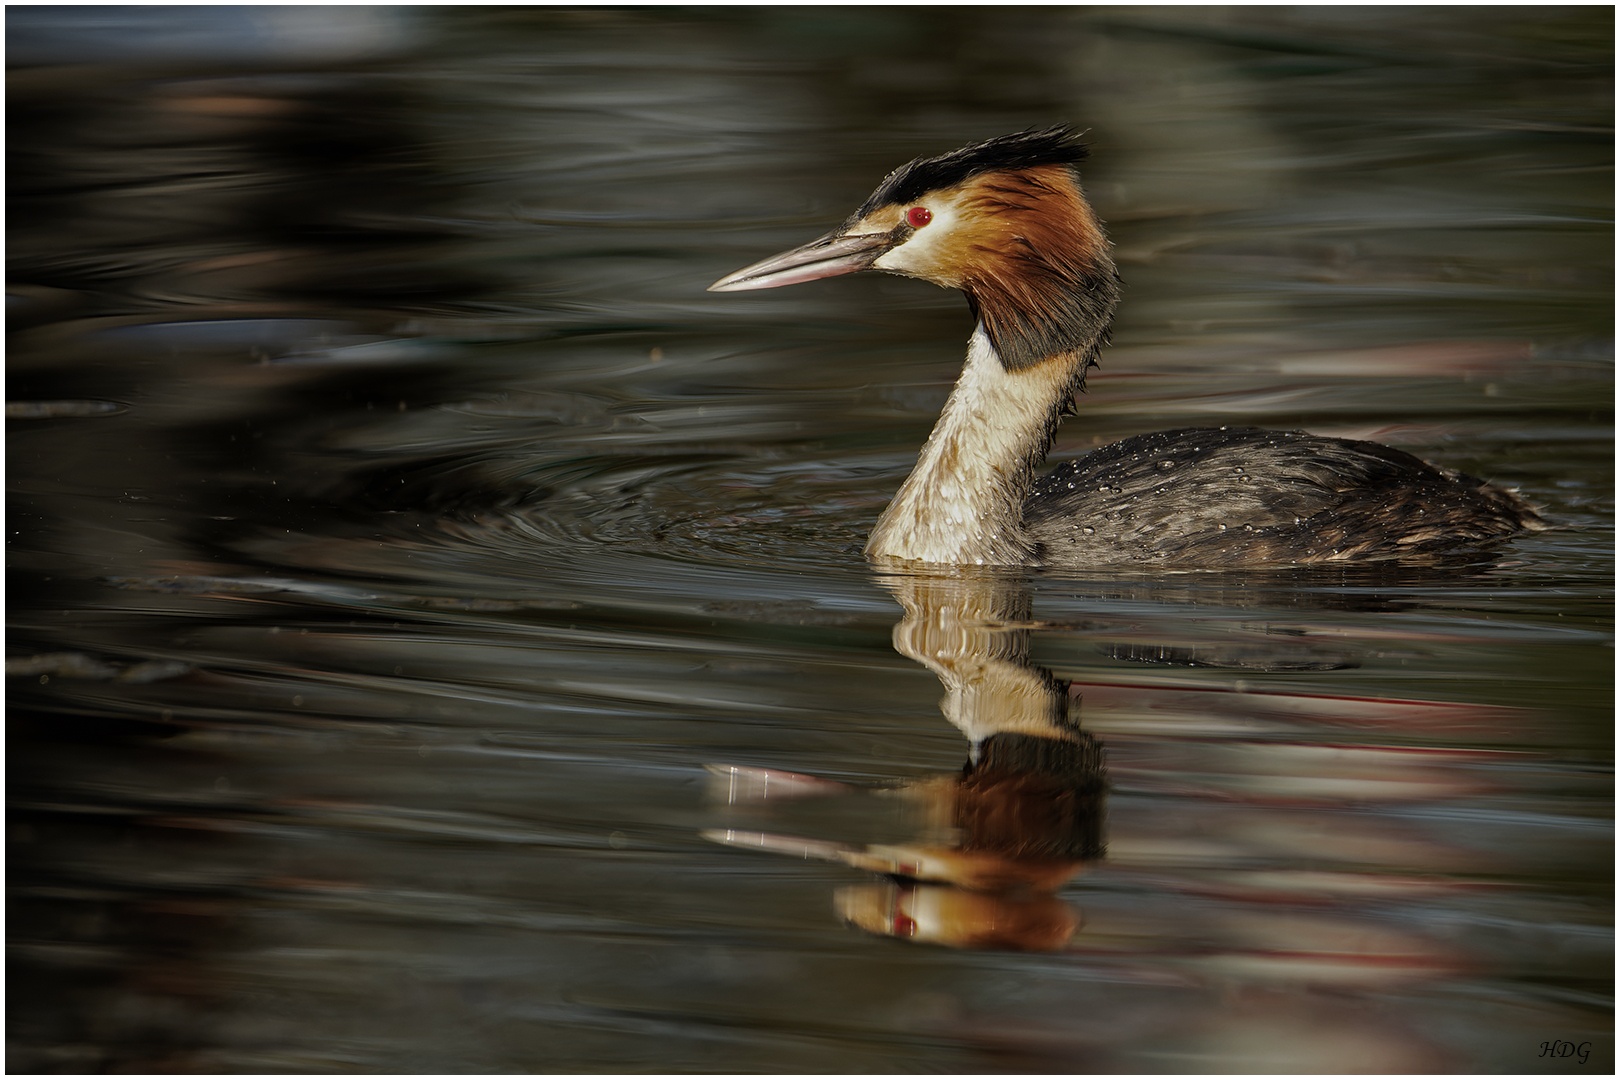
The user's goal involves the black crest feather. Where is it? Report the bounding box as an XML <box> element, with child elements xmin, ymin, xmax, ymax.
<box><xmin>858</xmin><ymin>126</ymin><xmax>1090</xmax><ymax>215</ymax></box>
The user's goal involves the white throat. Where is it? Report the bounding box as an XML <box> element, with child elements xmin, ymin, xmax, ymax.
<box><xmin>866</xmin><ymin>324</ymin><xmax>1074</xmax><ymax>566</ymax></box>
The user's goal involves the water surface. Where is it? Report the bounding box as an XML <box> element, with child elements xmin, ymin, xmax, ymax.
<box><xmin>8</xmin><ymin>7</ymin><xmax>1612</xmax><ymax>1073</ymax></box>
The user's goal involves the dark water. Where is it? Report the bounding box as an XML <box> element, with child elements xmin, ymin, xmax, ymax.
<box><xmin>8</xmin><ymin>6</ymin><xmax>1612</xmax><ymax>1073</ymax></box>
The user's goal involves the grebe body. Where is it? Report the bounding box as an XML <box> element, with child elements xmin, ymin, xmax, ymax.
<box><xmin>710</xmin><ymin>128</ymin><xmax>1541</xmax><ymax>569</ymax></box>
<box><xmin>1026</xmin><ymin>425</ymin><xmax>1539</xmax><ymax>567</ymax></box>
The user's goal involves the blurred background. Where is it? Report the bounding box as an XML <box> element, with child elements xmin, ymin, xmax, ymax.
<box><xmin>7</xmin><ymin>6</ymin><xmax>1612</xmax><ymax>1073</ymax></box>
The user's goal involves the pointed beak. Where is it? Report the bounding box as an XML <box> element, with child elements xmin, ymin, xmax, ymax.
<box><xmin>708</xmin><ymin>227</ymin><xmax>896</xmax><ymax>292</ymax></box>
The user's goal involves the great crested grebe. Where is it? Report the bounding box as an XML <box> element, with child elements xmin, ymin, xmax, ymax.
<box><xmin>710</xmin><ymin>127</ymin><xmax>1542</xmax><ymax>568</ymax></box>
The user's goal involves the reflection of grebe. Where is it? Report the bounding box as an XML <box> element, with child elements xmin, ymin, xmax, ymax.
<box><xmin>712</xmin><ymin>127</ymin><xmax>1542</xmax><ymax>568</ymax></box>
<box><xmin>706</xmin><ymin>573</ymin><xmax>1107</xmax><ymax>952</ymax></box>
<box><xmin>706</xmin><ymin>731</ymin><xmax>1105</xmax><ymax>952</ymax></box>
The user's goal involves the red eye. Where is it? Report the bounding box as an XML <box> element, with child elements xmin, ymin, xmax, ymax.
<box><xmin>906</xmin><ymin>206</ymin><xmax>933</xmax><ymax>228</ymax></box>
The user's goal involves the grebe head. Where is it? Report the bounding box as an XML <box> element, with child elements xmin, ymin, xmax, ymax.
<box><xmin>710</xmin><ymin>126</ymin><xmax>1120</xmax><ymax>371</ymax></box>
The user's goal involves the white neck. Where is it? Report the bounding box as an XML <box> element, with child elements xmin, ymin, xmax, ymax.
<box><xmin>866</xmin><ymin>324</ymin><xmax>1076</xmax><ymax>566</ymax></box>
